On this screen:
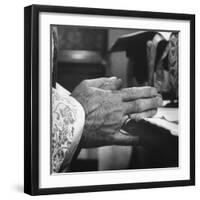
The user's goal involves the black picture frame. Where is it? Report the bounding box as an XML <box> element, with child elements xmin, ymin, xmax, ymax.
<box><xmin>24</xmin><ymin>4</ymin><xmax>195</xmax><ymax>195</ymax></box>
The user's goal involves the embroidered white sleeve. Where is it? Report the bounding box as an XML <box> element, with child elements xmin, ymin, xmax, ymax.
<box><xmin>51</xmin><ymin>84</ymin><xmax>85</xmax><ymax>173</ymax></box>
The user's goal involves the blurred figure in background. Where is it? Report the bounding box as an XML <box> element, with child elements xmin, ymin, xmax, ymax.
<box><xmin>111</xmin><ymin>31</ymin><xmax>179</xmax><ymax>104</ymax></box>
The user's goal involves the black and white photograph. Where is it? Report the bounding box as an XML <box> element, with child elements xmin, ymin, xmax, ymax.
<box><xmin>51</xmin><ymin>25</ymin><xmax>179</xmax><ymax>174</ymax></box>
<box><xmin>24</xmin><ymin>5</ymin><xmax>195</xmax><ymax>195</ymax></box>
<box><xmin>1</xmin><ymin>0</ymin><xmax>200</xmax><ymax>198</ymax></box>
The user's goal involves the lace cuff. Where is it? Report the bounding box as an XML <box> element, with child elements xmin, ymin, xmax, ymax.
<box><xmin>51</xmin><ymin>83</ymin><xmax>85</xmax><ymax>173</ymax></box>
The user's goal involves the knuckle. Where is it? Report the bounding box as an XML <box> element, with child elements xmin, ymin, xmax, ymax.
<box><xmin>122</xmin><ymin>88</ymin><xmax>130</xmax><ymax>96</ymax></box>
<box><xmin>82</xmin><ymin>79</ymin><xmax>89</xmax><ymax>86</ymax></box>
<box><xmin>87</xmin><ymin>87</ymin><xmax>94</xmax><ymax>95</ymax></box>
<box><xmin>134</xmin><ymin>100</ymin><xmax>141</xmax><ymax>112</ymax></box>
<box><xmin>133</xmin><ymin>113</ymin><xmax>140</xmax><ymax>120</ymax></box>
<box><xmin>80</xmin><ymin>80</ymin><xmax>86</xmax><ymax>86</ymax></box>
<box><xmin>81</xmin><ymin>79</ymin><xmax>89</xmax><ymax>87</ymax></box>
<box><xmin>127</xmin><ymin>88</ymin><xmax>134</xmax><ymax>98</ymax></box>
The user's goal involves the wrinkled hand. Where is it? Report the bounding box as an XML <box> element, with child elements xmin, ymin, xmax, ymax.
<box><xmin>71</xmin><ymin>77</ymin><xmax>162</xmax><ymax>148</ymax></box>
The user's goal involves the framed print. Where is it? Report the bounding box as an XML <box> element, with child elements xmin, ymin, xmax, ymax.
<box><xmin>24</xmin><ymin>4</ymin><xmax>195</xmax><ymax>195</ymax></box>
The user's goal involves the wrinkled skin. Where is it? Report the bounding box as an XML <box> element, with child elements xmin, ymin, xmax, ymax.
<box><xmin>71</xmin><ymin>77</ymin><xmax>163</xmax><ymax>148</ymax></box>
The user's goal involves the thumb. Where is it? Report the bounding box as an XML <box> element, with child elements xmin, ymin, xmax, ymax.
<box><xmin>86</xmin><ymin>77</ymin><xmax>123</xmax><ymax>90</ymax></box>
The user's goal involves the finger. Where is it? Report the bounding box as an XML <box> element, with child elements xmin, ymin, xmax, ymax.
<box><xmin>121</xmin><ymin>86</ymin><xmax>158</xmax><ymax>101</ymax></box>
<box><xmin>111</xmin><ymin>131</ymin><xmax>140</xmax><ymax>146</ymax></box>
<box><xmin>85</xmin><ymin>77</ymin><xmax>123</xmax><ymax>90</ymax></box>
<box><xmin>129</xmin><ymin>109</ymin><xmax>157</xmax><ymax>121</ymax></box>
<box><xmin>146</xmin><ymin>40</ymin><xmax>156</xmax><ymax>65</ymax></box>
<box><xmin>101</xmin><ymin>77</ymin><xmax>123</xmax><ymax>90</ymax></box>
<box><xmin>124</xmin><ymin>96</ymin><xmax>163</xmax><ymax>114</ymax></box>
<box><xmin>146</xmin><ymin>41</ymin><xmax>156</xmax><ymax>85</ymax></box>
